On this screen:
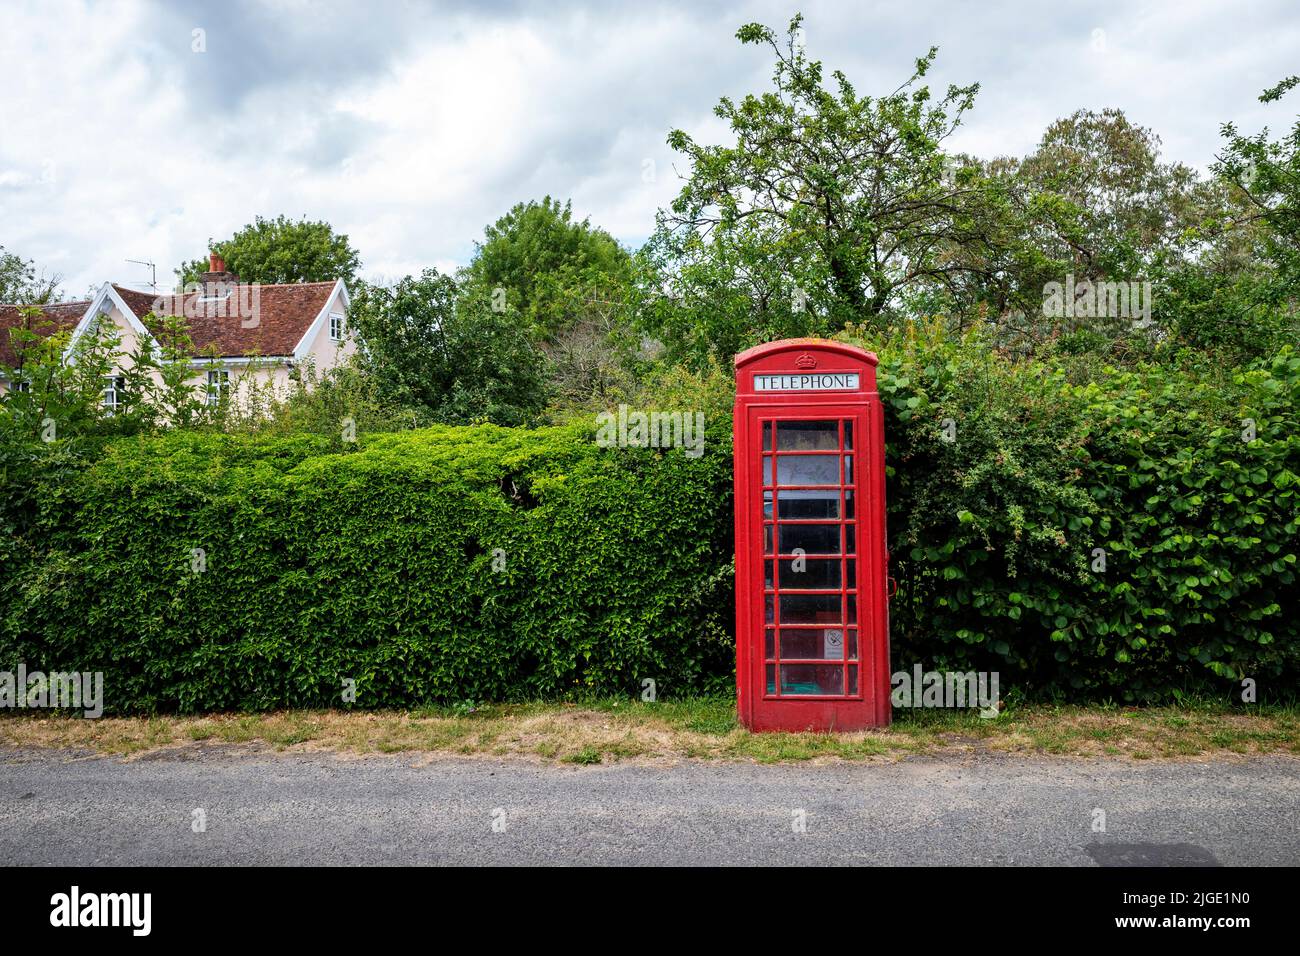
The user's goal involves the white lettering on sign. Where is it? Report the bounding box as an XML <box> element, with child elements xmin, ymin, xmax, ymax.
<box><xmin>754</xmin><ymin>372</ymin><xmax>860</xmax><ymax>391</ymax></box>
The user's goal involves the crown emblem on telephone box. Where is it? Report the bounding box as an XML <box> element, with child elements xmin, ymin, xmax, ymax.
<box><xmin>794</xmin><ymin>353</ymin><xmax>817</xmax><ymax>369</ymax></box>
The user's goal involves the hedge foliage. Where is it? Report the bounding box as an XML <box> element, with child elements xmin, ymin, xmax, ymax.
<box><xmin>2</xmin><ymin>327</ymin><xmax>1297</xmax><ymax>711</ymax></box>
<box><xmin>865</xmin><ymin>324</ymin><xmax>1300</xmax><ymax>700</ymax></box>
<box><xmin>0</xmin><ymin>424</ymin><xmax>734</xmax><ymax>712</ymax></box>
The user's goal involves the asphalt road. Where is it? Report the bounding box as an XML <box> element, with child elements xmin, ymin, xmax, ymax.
<box><xmin>1</xmin><ymin>747</ymin><xmax>1296</xmax><ymax>865</ymax></box>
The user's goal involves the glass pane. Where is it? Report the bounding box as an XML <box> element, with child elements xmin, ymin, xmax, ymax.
<box><xmin>843</xmin><ymin>455</ymin><xmax>853</xmax><ymax>485</ymax></box>
<box><xmin>778</xmin><ymin>558</ymin><xmax>841</xmax><ymax>589</ymax></box>
<box><xmin>777</xmin><ymin>454</ymin><xmax>839</xmax><ymax>486</ymax></box>
<box><xmin>765</xmin><ymin>594</ymin><xmax>774</xmax><ymax>624</ymax></box>
<box><xmin>764</xmin><ymin>524</ymin><xmax>773</xmax><ymax>554</ymax></box>
<box><xmin>845</xmin><ymin>524</ymin><xmax>856</xmax><ymax>554</ymax></box>
<box><xmin>847</xmin><ymin>594</ymin><xmax>857</xmax><ymax>625</ymax></box>
<box><xmin>763</xmin><ymin>491</ymin><xmax>773</xmax><ymax>519</ymax></box>
<box><xmin>763</xmin><ymin>456</ymin><xmax>772</xmax><ymax>486</ymax></box>
<box><xmin>764</xmin><ymin>629</ymin><xmax>775</xmax><ymax>659</ymax></box>
<box><xmin>776</xmin><ymin>420</ymin><xmax>839</xmax><ymax>451</ymax></box>
<box><xmin>848</xmin><ymin>628</ymin><xmax>858</xmax><ymax>659</ymax></box>
<box><xmin>766</xmin><ymin>664</ymin><xmax>776</xmax><ymax>694</ymax></box>
<box><xmin>779</xmin><ymin>593</ymin><xmax>840</xmax><ymax>624</ymax></box>
<box><xmin>781</xmin><ymin>627</ymin><xmax>846</xmax><ymax>660</ymax></box>
<box><xmin>780</xmin><ymin>664</ymin><xmax>844</xmax><ymax>696</ymax></box>
<box><xmin>844</xmin><ymin>421</ymin><xmax>854</xmax><ymax>450</ymax></box>
<box><xmin>847</xmin><ymin>665</ymin><xmax>859</xmax><ymax>695</ymax></box>
<box><xmin>845</xmin><ymin>489</ymin><xmax>855</xmax><ymax>519</ymax></box>
<box><xmin>779</xmin><ymin>523</ymin><xmax>841</xmax><ymax>554</ymax></box>
<box><xmin>777</xmin><ymin>490</ymin><xmax>839</xmax><ymax>520</ymax></box>
<box><xmin>764</xmin><ymin>559</ymin><xmax>773</xmax><ymax>589</ymax></box>
<box><xmin>762</xmin><ymin>421</ymin><xmax>772</xmax><ymax>451</ymax></box>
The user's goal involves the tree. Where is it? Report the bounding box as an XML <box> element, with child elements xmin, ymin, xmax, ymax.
<box><xmin>126</xmin><ymin>314</ymin><xmax>211</xmax><ymax>429</ymax></box>
<box><xmin>462</xmin><ymin>197</ymin><xmax>643</xmax><ymax>409</ymax></box>
<box><xmin>533</xmin><ymin>265</ymin><xmax>644</xmax><ymax>409</ymax></box>
<box><xmin>1022</xmin><ymin>110</ymin><xmax>1201</xmax><ymax>278</ymax></box>
<box><xmin>1186</xmin><ymin>75</ymin><xmax>1300</xmax><ymax>356</ymax></box>
<box><xmin>638</xmin><ymin>215</ymin><xmax>836</xmax><ymax>368</ymax></box>
<box><xmin>175</xmin><ymin>215</ymin><xmax>361</xmax><ymax>287</ymax></box>
<box><xmin>0</xmin><ymin>245</ymin><xmax>61</xmax><ymax>304</ymax></box>
<box><xmin>463</xmin><ymin>197</ymin><xmax>630</xmax><ymax>338</ymax></box>
<box><xmin>349</xmin><ymin>269</ymin><xmax>548</xmax><ymax>426</ymax></box>
<box><xmin>940</xmin><ymin>109</ymin><xmax>1209</xmax><ymax>350</ymax></box>
<box><xmin>648</xmin><ymin>14</ymin><xmax>994</xmax><ymax>364</ymax></box>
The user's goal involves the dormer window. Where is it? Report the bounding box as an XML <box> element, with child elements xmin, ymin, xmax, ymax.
<box><xmin>329</xmin><ymin>313</ymin><xmax>345</xmax><ymax>342</ymax></box>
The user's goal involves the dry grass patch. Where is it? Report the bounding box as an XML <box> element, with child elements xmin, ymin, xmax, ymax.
<box><xmin>0</xmin><ymin>699</ymin><xmax>1295</xmax><ymax>764</ymax></box>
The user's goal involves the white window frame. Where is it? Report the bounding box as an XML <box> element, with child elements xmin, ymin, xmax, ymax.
<box><xmin>329</xmin><ymin>312</ymin><xmax>345</xmax><ymax>342</ymax></box>
<box><xmin>103</xmin><ymin>375</ymin><xmax>125</xmax><ymax>413</ymax></box>
<box><xmin>206</xmin><ymin>368</ymin><xmax>230</xmax><ymax>407</ymax></box>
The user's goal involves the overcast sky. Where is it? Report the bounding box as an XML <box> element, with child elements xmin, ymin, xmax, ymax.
<box><xmin>2</xmin><ymin>0</ymin><xmax>1297</xmax><ymax>299</ymax></box>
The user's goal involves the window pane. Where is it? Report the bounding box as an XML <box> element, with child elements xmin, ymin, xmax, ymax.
<box><xmin>776</xmin><ymin>420</ymin><xmax>838</xmax><ymax>451</ymax></box>
<box><xmin>778</xmin><ymin>559</ymin><xmax>841</xmax><ymax>589</ymax></box>
<box><xmin>777</xmin><ymin>490</ymin><xmax>839</xmax><ymax>520</ymax></box>
<box><xmin>764</xmin><ymin>524</ymin><xmax>773</xmax><ymax>554</ymax></box>
<box><xmin>779</xmin><ymin>523</ymin><xmax>840</xmax><ymax>554</ymax></box>
<box><xmin>762</xmin><ymin>456</ymin><xmax>772</xmax><ymax>486</ymax></box>
<box><xmin>844</xmin><ymin>421</ymin><xmax>854</xmax><ymax>450</ymax></box>
<box><xmin>764</xmin><ymin>593</ymin><xmax>774</xmax><ymax>624</ymax></box>
<box><xmin>779</xmin><ymin>593</ymin><xmax>840</xmax><ymax>624</ymax></box>
<box><xmin>847</xmin><ymin>665</ymin><xmax>859</xmax><ymax>695</ymax></box>
<box><xmin>845</xmin><ymin>524</ymin><xmax>856</xmax><ymax>554</ymax></box>
<box><xmin>844</xmin><ymin>455</ymin><xmax>853</xmax><ymax>485</ymax></box>
<box><xmin>776</xmin><ymin>454</ymin><xmax>839</xmax><ymax>486</ymax></box>
<box><xmin>845</xmin><ymin>489</ymin><xmax>855</xmax><ymax>519</ymax></box>
<box><xmin>762</xmin><ymin>422</ymin><xmax>772</xmax><ymax>451</ymax></box>
<box><xmin>766</xmin><ymin>664</ymin><xmax>776</xmax><ymax>694</ymax></box>
<box><xmin>780</xmin><ymin>664</ymin><xmax>844</xmax><ymax>696</ymax></box>
<box><xmin>764</xmin><ymin>629</ymin><xmax>775</xmax><ymax>659</ymax></box>
<box><xmin>763</xmin><ymin>491</ymin><xmax>773</xmax><ymax>519</ymax></box>
<box><xmin>847</xmin><ymin>628</ymin><xmax>858</xmax><ymax>659</ymax></box>
<box><xmin>780</xmin><ymin>627</ymin><xmax>846</xmax><ymax>660</ymax></box>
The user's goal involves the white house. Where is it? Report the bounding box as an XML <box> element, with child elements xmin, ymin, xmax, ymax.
<box><xmin>0</xmin><ymin>254</ymin><xmax>355</xmax><ymax>406</ymax></box>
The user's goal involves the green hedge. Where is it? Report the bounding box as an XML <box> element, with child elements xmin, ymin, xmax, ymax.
<box><xmin>2</xmin><ymin>333</ymin><xmax>1297</xmax><ymax>711</ymax></box>
<box><xmin>869</xmin><ymin>328</ymin><xmax>1300</xmax><ymax>701</ymax></box>
<box><xmin>0</xmin><ymin>424</ymin><xmax>734</xmax><ymax>712</ymax></box>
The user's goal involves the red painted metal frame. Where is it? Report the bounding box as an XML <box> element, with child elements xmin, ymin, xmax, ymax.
<box><xmin>734</xmin><ymin>340</ymin><xmax>890</xmax><ymax>732</ymax></box>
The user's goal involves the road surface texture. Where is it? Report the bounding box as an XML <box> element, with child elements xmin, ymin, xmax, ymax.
<box><xmin>1</xmin><ymin>747</ymin><xmax>1296</xmax><ymax>865</ymax></box>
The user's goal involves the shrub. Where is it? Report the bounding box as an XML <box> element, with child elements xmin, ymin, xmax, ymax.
<box><xmin>856</xmin><ymin>321</ymin><xmax>1300</xmax><ymax>701</ymax></box>
<box><xmin>0</xmin><ymin>422</ymin><xmax>733</xmax><ymax>713</ymax></box>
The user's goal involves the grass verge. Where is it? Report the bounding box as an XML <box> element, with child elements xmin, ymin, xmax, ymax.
<box><xmin>1</xmin><ymin>697</ymin><xmax>1296</xmax><ymax>763</ymax></box>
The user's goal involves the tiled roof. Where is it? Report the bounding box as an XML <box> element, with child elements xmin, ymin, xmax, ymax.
<box><xmin>115</xmin><ymin>281</ymin><xmax>339</xmax><ymax>358</ymax></box>
<box><xmin>0</xmin><ymin>280</ymin><xmax>341</xmax><ymax>369</ymax></box>
<box><xmin>0</xmin><ymin>300</ymin><xmax>90</xmax><ymax>369</ymax></box>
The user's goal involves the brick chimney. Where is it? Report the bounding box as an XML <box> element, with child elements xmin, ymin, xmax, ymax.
<box><xmin>200</xmin><ymin>251</ymin><xmax>239</xmax><ymax>295</ymax></box>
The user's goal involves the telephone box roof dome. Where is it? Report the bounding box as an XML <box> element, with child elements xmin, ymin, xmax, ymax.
<box><xmin>734</xmin><ymin>338</ymin><xmax>878</xmax><ymax>369</ymax></box>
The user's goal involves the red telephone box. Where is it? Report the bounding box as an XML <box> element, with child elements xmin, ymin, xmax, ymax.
<box><xmin>733</xmin><ymin>339</ymin><xmax>890</xmax><ymax>732</ymax></box>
